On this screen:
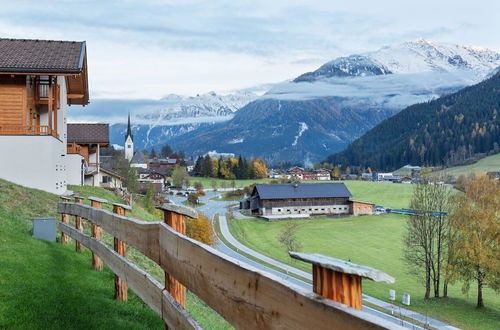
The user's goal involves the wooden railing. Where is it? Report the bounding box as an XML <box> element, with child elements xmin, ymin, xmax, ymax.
<box><xmin>57</xmin><ymin>199</ymin><xmax>399</xmax><ymax>330</ymax></box>
<box><xmin>67</xmin><ymin>143</ymin><xmax>82</xmax><ymax>154</ymax></box>
<box><xmin>0</xmin><ymin>125</ymin><xmax>53</xmax><ymax>136</ymax></box>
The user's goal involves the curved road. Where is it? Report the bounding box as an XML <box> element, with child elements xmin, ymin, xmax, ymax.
<box><xmin>166</xmin><ymin>191</ymin><xmax>458</xmax><ymax>329</ymax></box>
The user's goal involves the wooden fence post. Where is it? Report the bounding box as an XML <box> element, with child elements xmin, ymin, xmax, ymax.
<box><xmin>74</xmin><ymin>196</ymin><xmax>85</xmax><ymax>253</ymax></box>
<box><xmin>88</xmin><ymin>197</ymin><xmax>108</xmax><ymax>271</ymax></box>
<box><xmin>60</xmin><ymin>196</ymin><xmax>71</xmax><ymax>244</ymax></box>
<box><xmin>156</xmin><ymin>203</ymin><xmax>198</xmax><ymax>309</ymax></box>
<box><xmin>290</xmin><ymin>252</ymin><xmax>395</xmax><ymax>310</ymax></box>
<box><xmin>112</xmin><ymin>202</ymin><xmax>131</xmax><ymax>301</ymax></box>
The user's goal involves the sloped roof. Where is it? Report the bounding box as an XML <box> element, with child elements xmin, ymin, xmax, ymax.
<box><xmin>67</xmin><ymin>123</ymin><xmax>109</xmax><ymax>145</ymax></box>
<box><xmin>131</xmin><ymin>152</ymin><xmax>147</xmax><ymax>164</ymax></box>
<box><xmin>253</xmin><ymin>183</ymin><xmax>352</xmax><ymax>200</ymax></box>
<box><xmin>0</xmin><ymin>38</ymin><xmax>85</xmax><ymax>74</ymax></box>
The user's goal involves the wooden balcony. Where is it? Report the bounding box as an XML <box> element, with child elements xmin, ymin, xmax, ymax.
<box><xmin>0</xmin><ymin>125</ymin><xmax>56</xmax><ymax>137</ymax></box>
<box><xmin>67</xmin><ymin>143</ymin><xmax>82</xmax><ymax>154</ymax></box>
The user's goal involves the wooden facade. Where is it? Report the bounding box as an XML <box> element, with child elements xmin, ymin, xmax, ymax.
<box><xmin>0</xmin><ymin>75</ymin><xmax>62</xmax><ymax>138</ymax></box>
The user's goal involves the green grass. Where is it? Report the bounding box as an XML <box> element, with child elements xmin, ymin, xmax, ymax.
<box><xmin>0</xmin><ymin>178</ymin><xmax>231</xmax><ymax>329</ymax></box>
<box><xmin>431</xmin><ymin>153</ymin><xmax>500</xmax><ymax>178</ymax></box>
<box><xmin>228</xmin><ymin>214</ymin><xmax>500</xmax><ymax>330</ymax></box>
<box><xmin>342</xmin><ymin>181</ymin><xmax>413</xmax><ymax>208</ymax></box>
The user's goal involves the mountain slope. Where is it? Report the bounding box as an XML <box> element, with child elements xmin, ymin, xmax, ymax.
<box><xmin>172</xmin><ymin>40</ymin><xmax>500</xmax><ymax>163</ymax></box>
<box><xmin>325</xmin><ymin>71</ymin><xmax>500</xmax><ymax>170</ymax></box>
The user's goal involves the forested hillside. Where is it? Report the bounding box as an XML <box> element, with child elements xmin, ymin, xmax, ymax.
<box><xmin>325</xmin><ymin>70</ymin><xmax>500</xmax><ymax>170</ymax></box>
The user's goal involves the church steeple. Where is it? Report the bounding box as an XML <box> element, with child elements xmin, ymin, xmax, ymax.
<box><xmin>125</xmin><ymin>112</ymin><xmax>133</xmax><ymax>142</ymax></box>
<box><xmin>124</xmin><ymin>112</ymin><xmax>134</xmax><ymax>161</ymax></box>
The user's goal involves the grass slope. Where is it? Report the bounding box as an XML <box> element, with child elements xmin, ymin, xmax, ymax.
<box><xmin>229</xmin><ymin>215</ymin><xmax>499</xmax><ymax>330</ymax></box>
<box><xmin>0</xmin><ymin>179</ymin><xmax>231</xmax><ymax>329</ymax></box>
<box><xmin>432</xmin><ymin>153</ymin><xmax>500</xmax><ymax>178</ymax></box>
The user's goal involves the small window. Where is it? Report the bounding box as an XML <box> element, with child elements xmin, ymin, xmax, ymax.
<box><xmin>278</xmin><ymin>209</ymin><xmax>281</xmax><ymax>212</ymax></box>
<box><xmin>127</xmin><ymin>145</ymin><xmax>131</xmax><ymax>148</ymax></box>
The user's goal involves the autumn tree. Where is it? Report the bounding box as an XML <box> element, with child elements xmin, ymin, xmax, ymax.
<box><xmin>448</xmin><ymin>173</ymin><xmax>500</xmax><ymax>308</ymax></box>
<box><xmin>186</xmin><ymin>213</ymin><xmax>215</xmax><ymax>245</ymax></box>
<box><xmin>253</xmin><ymin>158</ymin><xmax>268</xmax><ymax>178</ymax></box>
<box><xmin>187</xmin><ymin>192</ymin><xmax>199</xmax><ymax>205</ymax></box>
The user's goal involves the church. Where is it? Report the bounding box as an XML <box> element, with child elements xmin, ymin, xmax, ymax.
<box><xmin>124</xmin><ymin>113</ymin><xmax>134</xmax><ymax>161</ymax></box>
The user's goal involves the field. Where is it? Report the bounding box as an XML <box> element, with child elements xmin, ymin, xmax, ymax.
<box><xmin>432</xmin><ymin>153</ymin><xmax>500</xmax><ymax>178</ymax></box>
<box><xmin>191</xmin><ymin>177</ymin><xmax>414</xmax><ymax>208</ymax></box>
<box><xmin>0</xmin><ymin>179</ymin><xmax>230</xmax><ymax>329</ymax></box>
<box><xmin>229</xmin><ymin>214</ymin><xmax>499</xmax><ymax>330</ymax></box>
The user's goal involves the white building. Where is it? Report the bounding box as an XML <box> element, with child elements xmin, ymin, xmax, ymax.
<box><xmin>124</xmin><ymin>113</ymin><xmax>134</xmax><ymax>161</ymax></box>
<box><xmin>0</xmin><ymin>38</ymin><xmax>89</xmax><ymax>194</ymax></box>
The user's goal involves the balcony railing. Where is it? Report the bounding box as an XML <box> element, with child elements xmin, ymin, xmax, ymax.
<box><xmin>0</xmin><ymin>125</ymin><xmax>53</xmax><ymax>136</ymax></box>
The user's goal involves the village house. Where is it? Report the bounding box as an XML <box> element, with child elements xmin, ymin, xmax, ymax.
<box><xmin>315</xmin><ymin>169</ymin><xmax>331</xmax><ymax>181</ymax></box>
<box><xmin>240</xmin><ymin>183</ymin><xmax>374</xmax><ymax>219</ymax></box>
<box><xmin>0</xmin><ymin>38</ymin><xmax>89</xmax><ymax>194</ymax></box>
<box><xmin>67</xmin><ymin>123</ymin><xmax>109</xmax><ymax>186</ymax></box>
<box><xmin>288</xmin><ymin>166</ymin><xmax>305</xmax><ymax>180</ymax></box>
<box><xmin>100</xmin><ymin>167</ymin><xmax>124</xmax><ymax>189</ymax></box>
<box><xmin>149</xmin><ymin>156</ymin><xmax>180</xmax><ymax>169</ymax></box>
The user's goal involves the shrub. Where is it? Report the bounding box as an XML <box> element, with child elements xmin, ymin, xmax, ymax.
<box><xmin>186</xmin><ymin>213</ymin><xmax>215</xmax><ymax>245</ymax></box>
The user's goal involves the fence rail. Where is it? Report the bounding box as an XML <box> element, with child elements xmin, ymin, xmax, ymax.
<box><xmin>57</xmin><ymin>201</ymin><xmax>399</xmax><ymax>330</ymax></box>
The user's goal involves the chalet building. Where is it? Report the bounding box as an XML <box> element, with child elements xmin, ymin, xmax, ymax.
<box><xmin>67</xmin><ymin>123</ymin><xmax>109</xmax><ymax>186</ymax></box>
<box><xmin>149</xmin><ymin>157</ymin><xmax>180</xmax><ymax>169</ymax></box>
<box><xmin>0</xmin><ymin>38</ymin><xmax>89</xmax><ymax>194</ymax></box>
<box><xmin>315</xmin><ymin>169</ymin><xmax>331</xmax><ymax>181</ymax></box>
<box><xmin>240</xmin><ymin>183</ymin><xmax>374</xmax><ymax>218</ymax></box>
<box><xmin>288</xmin><ymin>167</ymin><xmax>305</xmax><ymax>180</ymax></box>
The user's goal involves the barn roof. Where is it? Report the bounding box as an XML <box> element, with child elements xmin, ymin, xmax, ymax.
<box><xmin>253</xmin><ymin>183</ymin><xmax>352</xmax><ymax>200</ymax></box>
<box><xmin>67</xmin><ymin>123</ymin><xmax>109</xmax><ymax>145</ymax></box>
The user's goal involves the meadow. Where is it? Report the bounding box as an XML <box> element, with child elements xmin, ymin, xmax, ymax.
<box><xmin>228</xmin><ymin>214</ymin><xmax>499</xmax><ymax>329</ymax></box>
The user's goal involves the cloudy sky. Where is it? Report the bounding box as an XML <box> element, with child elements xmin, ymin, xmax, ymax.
<box><xmin>1</xmin><ymin>0</ymin><xmax>498</xmax><ymax>100</ymax></box>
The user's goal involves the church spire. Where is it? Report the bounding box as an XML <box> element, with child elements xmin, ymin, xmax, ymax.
<box><xmin>125</xmin><ymin>112</ymin><xmax>133</xmax><ymax>142</ymax></box>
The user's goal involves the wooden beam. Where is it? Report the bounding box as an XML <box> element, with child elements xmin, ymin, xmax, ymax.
<box><xmin>112</xmin><ymin>203</ymin><xmax>129</xmax><ymax>302</ymax></box>
<box><xmin>67</xmin><ymin>93</ymin><xmax>85</xmax><ymax>99</ymax></box>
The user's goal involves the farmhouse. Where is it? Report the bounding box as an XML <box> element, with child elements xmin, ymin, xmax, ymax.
<box><xmin>0</xmin><ymin>38</ymin><xmax>89</xmax><ymax>194</ymax></box>
<box><xmin>240</xmin><ymin>183</ymin><xmax>374</xmax><ymax>218</ymax></box>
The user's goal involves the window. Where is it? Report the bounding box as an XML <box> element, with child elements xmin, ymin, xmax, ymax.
<box><xmin>127</xmin><ymin>145</ymin><xmax>131</xmax><ymax>148</ymax></box>
<box><xmin>278</xmin><ymin>209</ymin><xmax>281</xmax><ymax>212</ymax></box>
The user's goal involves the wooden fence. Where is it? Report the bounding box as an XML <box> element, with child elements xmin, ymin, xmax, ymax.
<box><xmin>57</xmin><ymin>200</ymin><xmax>399</xmax><ymax>330</ymax></box>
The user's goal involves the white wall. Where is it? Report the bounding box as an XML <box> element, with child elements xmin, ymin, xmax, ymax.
<box><xmin>269</xmin><ymin>204</ymin><xmax>349</xmax><ymax>216</ymax></box>
<box><xmin>67</xmin><ymin>153</ymin><xmax>83</xmax><ymax>185</ymax></box>
<box><xmin>0</xmin><ymin>135</ymin><xmax>67</xmax><ymax>194</ymax></box>
<box><xmin>125</xmin><ymin>135</ymin><xmax>133</xmax><ymax>161</ymax></box>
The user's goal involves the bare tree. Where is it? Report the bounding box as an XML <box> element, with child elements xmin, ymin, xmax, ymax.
<box><xmin>278</xmin><ymin>223</ymin><xmax>303</xmax><ymax>261</ymax></box>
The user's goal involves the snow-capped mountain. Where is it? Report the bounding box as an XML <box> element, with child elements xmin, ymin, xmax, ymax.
<box><xmin>107</xmin><ymin>88</ymin><xmax>265</xmax><ymax>149</ymax></box>
<box><xmin>171</xmin><ymin>40</ymin><xmax>500</xmax><ymax>164</ymax></box>
<box><xmin>295</xmin><ymin>39</ymin><xmax>500</xmax><ymax>81</ymax></box>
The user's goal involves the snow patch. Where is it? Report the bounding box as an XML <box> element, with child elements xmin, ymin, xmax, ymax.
<box><xmin>227</xmin><ymin>138</ymin><xmax>244</xmax><ymax>144</ymax></box>
<box><xmin>292</xmin><ymin>122</ymin><xmax>308</xmax><ymax>146</ymax></box>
